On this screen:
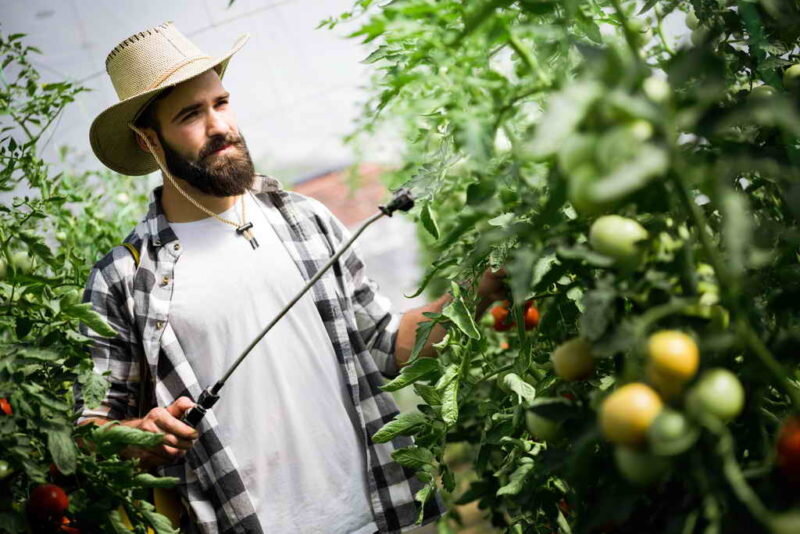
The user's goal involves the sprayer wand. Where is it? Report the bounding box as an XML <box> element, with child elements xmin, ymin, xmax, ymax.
<box><xmin>180</xmin><ymin>187</ymin><xmax>414</xmax><ymax>428</ymax></box>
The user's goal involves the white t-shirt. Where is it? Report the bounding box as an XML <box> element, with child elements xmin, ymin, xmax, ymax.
<box><xmin>169</xmin><ymin>192</ymin><xmax>377</xmax><ymax>533</ymax></box>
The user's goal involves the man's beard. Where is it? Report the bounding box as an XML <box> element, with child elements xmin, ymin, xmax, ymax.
<box><xmin>158</xmin><ymin>129</ymin><xmax>255</xmax><ymax>197</ymax></box>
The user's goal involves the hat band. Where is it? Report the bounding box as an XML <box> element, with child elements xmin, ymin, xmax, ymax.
<box><xmin>145</xmin><ymin>54</ymin><xmax>212</xmax><ymax>91</ymax></box>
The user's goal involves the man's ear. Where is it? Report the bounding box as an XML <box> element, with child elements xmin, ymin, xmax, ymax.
<box><xmin>134</xmin><ymin>129</ymin><xmax>159</xmax><ymax>154</ymax></box>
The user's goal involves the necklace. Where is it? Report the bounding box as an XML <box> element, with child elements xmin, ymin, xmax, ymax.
<box><xmin>128</xmin><ymin>123</ymin><xmax>259</xmax><ymax>250</ymax></box>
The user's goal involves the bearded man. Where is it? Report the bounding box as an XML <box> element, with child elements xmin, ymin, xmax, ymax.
<box><xmin>76</xmin><ymin>22</ymin><xmax>506</xmax><ymax>534</ymax></box>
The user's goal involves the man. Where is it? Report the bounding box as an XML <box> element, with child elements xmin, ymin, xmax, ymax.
<box><xmin>77</xmin><ymin>22</ymin><xmax>506</xmax><ymax>533</ymax></box>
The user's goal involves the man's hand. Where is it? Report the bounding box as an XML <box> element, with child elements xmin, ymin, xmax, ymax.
<box><xmin>476</xmin><ymin>266</ymin><xmax>509</xmax><ymax>307</ymax></box>
<box><xmin>125</xmin><ymin>397</ymin><xmax>199</xmax><ymax>469</ymax></box>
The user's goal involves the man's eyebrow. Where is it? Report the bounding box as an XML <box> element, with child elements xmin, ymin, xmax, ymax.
<box><xmin>171</xmin><ymin>93</ymin><xmax>231</xmax><ymax>123</ymax></box>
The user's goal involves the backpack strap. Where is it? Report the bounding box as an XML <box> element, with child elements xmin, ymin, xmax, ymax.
<box><xmin>121</xmin><ymin>242</ymin><xmax>140</xmax><ymax>267</ymax></box>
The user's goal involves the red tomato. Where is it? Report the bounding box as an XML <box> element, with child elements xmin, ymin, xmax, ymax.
<box><xmin>0</xmin><ymin>398</ymin><xmax>12</xmax><ymax>415</ymax></box>
<box><xmin>778</xmin><ymin>416</ymin><xmax>800</xmax><ymax>484</ymax></box>
<box><xmin>523</xmin><ymin>301</ymin><xmax>540</xmax><ymax>330</ymax></box>
<box><xmin>27</xmin><ymin>484</ymin><xmax>69</xmax><ymax>521</ymax></box>
<box><xmin>490</xmin><ymin>301</ymin><xmax>514</xmax><ymax>331</ymax></box>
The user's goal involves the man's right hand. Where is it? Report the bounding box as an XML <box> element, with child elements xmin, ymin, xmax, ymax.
<box><xmin>127</xmin><ymin>396</ymin><xmax>200</xmax><ymax>469</ymax></box>
<box><xmin>80</xmin><ymin>397</ymin><xmax>200</xmax><ymax>469</ymax></box>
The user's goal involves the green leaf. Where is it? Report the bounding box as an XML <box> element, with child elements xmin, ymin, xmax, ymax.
<box><xmin>382</xmin><ymin>357</ymin><xmax>440</xmax><ymax>392</ymax></box>
<box><xmin>420</xmin><ymin>203</ymin><xmax>440</xmax><ymax>240</ymax></box>
<box><xmin>91</xmin><ymin>422</ymin><xmax>164</xmax><ymax>455</ymax></box>
<box><xmin>63</xmin><ymin>302</ymin><xmax>118</xmax><ymax>338</ymax></box>
<box><xmin>441</xmin><ymin>377</ymin><xmax>459</xmax><ymax>426</ymax></box>
<box><xmin>47</xmin><ymin>427</ymin><xmax>77</xmax><ymax>475</ymax></box>
<box><xmin>413</xmin><ymin>383</ymin><xmax>442</xmax><ymax>406</ymax></box>
<box><xmin>391</xmin><ymin>446</ymin><xmax>434</xmax><ymax>469</ymax></box>
<box><xmin>442</xmin><ymin>284</ymin><xmax>480</xmax><ymax>340</ymax></box>
<box><xmin>107</xmin><ymin>510</ymin><xmax>131</xmax><ymax>534</ymax></box>
<box><xmin>372</xmin><ymin>412</ymin><xmax>428</xmax><ymax>443</ymax></box>
<box><xmin>502</xmin><ymin>373</ymin><xmax>536</xmax><ymax>405</ymax></box>
<box><xmin>134</xmin><ymin>473</ymin><xmax>180</xmax><ymax>488</ymax></box>
<box><xmin>588</xmin><ymin>144</ymin><xmax>668</xmax><ymax>203</ymax></box>
<box><xmin>580</xmin><ymin>286</ymin><xmax>617</xmax><ymax>341</ymax></box>
<box><xmin>137</xmin><ymin>500</ymin><xmax>180</xmax><ymax>534</ymax></box>
<box><xmin>497</xmin><ymin>461</ymin><xmax>534</xmax><ymax>496</ymax></box>
<box><xmin>79</xmin><ymin>371</ymin><xmax>110</xmax><ymax>411</ymax></box>
<box><xmin>526</xmin><ymin>81</ymin><xmax>602</xmax><ymax>159</ymax></box>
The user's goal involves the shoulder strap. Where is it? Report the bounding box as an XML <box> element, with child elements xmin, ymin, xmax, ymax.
<box><xmin>121</xmin><ymin>242</ymin><xmax>140</xmax><ymax>267</ymax></box>
<box><xmin>119</xmin><ymin>241</ymin><xmax>150</xmax><ymax>418</ymax></box>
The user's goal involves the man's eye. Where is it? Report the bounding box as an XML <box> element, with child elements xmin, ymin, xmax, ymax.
<box><xmin>183</xmin><ymin>111</ymin><xmax>197</xmax><ymax>121</ymax></box>
<box><xmin>217</xmin><ymin>100</ymin><xmax>229</xmax><ymax>107</ymax></box>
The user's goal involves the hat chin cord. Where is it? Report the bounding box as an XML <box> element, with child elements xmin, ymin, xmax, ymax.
<box><xmin>126</xmin><ymin>122</ymin><xmax>260</xmax><ymax>249</ymax></box>
<box><xmin>127</xmin><ymin>122</ymin><xmax>216</xmax><ymax>212</ymax></box>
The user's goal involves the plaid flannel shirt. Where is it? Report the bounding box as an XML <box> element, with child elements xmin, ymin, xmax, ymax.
<box><xmin>75</xmin><ymin>174</ymin><xmax>444</xmax><ymax>533</ymax></box>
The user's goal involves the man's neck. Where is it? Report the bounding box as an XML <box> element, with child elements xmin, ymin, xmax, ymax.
<box><xmin>160</xmin><ymin>173</ymin><xmax>241</xmax><ymax>223</ymax></box>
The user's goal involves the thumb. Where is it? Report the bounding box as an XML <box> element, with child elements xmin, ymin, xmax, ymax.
<box><xmin>165</xmin><ymin>396</ymin><xmax>195</xmax><ymax>419</ymax></box>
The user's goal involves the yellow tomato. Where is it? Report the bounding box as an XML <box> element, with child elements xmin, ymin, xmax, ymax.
<box><xmin>551</xmin><ymin>338</ymin><xmax>594</xmax><ymax>381</ymax></box>
<box><xmin>646</xmin><ymin>331</ymin><xmax>699</xmax><ymax>397</ymax></box>
<box><xmin>600</xmin><ymin>383</ymin><xmax>663</xmax><ymax>446</ymax></box>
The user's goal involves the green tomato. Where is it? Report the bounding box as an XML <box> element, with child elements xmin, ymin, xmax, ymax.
<box><xmin>10</xmin><ymin>251</ymin><xmax>33</xmax><ymax>275</ymax></box>
<box><xmin>55</xmin><ymin>231</ymin><xmax>68</xmax><ymax>241</ymax></box>
<box><xmin>685</xmin><ymin>11</ymin><xmax>699</xmax><ymax>30</ymax></box>
<box><xmin>648</xmin><ymin>409</ymin><xmax>690</xmax><ymax>443</ymax></box>
<box><xmin>687</xmin><ymin>368</ymin><xmax>745</xmax><ymax>422</ymax></box>
<box><xmin>690</xmin><ymin>28</ymin><xmax>708</xmax><ymax>47</ymax></box>
<box><xmin>750</xmin><ymin>85</ymin><xmax>777</xmax><ymax>100</ymax></box>
<box><xmin>526</xmin><ymin>410</ymin><xmax>561</xmax><ymax>442</ymax></box>
<box><xmin>0</xmin><ymin>460</ymin><xmax>13</xmax><ymax>480</ymax></box>
<box><xmin>614</xmin><ymin>446</ymin><xmax>670</xmax><ymax>486</ymax></box>
<box><xmin>589</xmin><ymin>215</ymin><xmax>649</xmax><ymax>270</ymax></box>
<box><xmin>643</xmin><ymin>77</ymin><xmax>670</xmax><ymax>103</ymax></box>
<box><xmin>783</xmin><ymin>65</ymin><xmax>800</xmax><ymax>91</ymax></box>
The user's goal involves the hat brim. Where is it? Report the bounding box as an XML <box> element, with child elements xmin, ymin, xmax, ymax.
<box><xmin>90</xmin><ymin>33</ymin><xmax>249</xmax><ymax>176</ymax></box>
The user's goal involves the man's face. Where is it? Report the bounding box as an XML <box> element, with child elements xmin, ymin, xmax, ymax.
<box><xmin>148</xmin><ymin>69</ymin><xmax>254</xmax><ymax>197</ymax></box>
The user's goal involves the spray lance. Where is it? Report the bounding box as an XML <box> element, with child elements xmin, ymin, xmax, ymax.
<box><xmin>180</xmin><ymin>187</ymin><xmax>415</xmax><ymax>428</ymax></box>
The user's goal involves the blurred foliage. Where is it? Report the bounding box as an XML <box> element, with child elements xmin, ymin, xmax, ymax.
<box><xmin>326</xmin><ymin>0</ymin><xmax>800</xmax><ymax>532</ymax></box>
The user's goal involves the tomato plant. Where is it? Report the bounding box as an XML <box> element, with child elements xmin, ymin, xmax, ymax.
<box><xmin>330</xmin><ymin>0</ymin><xmax>800</xmax><ymax>531</ymax></box>
<box><xmin>0</xmin><ymin>31</ymin><xmax>179</xmax><ymax>533</ymax></box>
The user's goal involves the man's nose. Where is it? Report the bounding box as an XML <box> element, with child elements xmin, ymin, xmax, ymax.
<box><xmin>206</xmin><ymin>108</ymin><xmax>230</xmax><ymax>138</ymax></box>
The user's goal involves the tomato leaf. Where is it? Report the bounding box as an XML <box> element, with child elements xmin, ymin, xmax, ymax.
<box><xmin>137</xmin><ymin>500</ymin><xmax>180</xmax><ymax>534</ymax></box>
<box><xmin>63</xmin><ymin>302</ymin><xmax>118</xmax><ymax>338</ymax></box>
<box><xmin>502</xmin><ymin>373</ymin><xmax>536</xmax><ymax>406</ymax></box>
<box><xmin>47</xmin><ymin>427</ymin><xmax>77</xmax><ymax>475</ymax></box>
<box><xmin>372</xmin><ymin>412</ymin><xmax>428</xmax><ymax>443</ymax></box>
<box><xmin>588</xmin><ymin>144</ymin><xmax>668</xmax><ymax>203</ymax></box>
<box><xmin>78</xmin><ymin>371</ymin><xmax>110</xmax><ymax>411</ymax></box>
<box><xmin>442</xmin><ymin>283</ymin><xmax>480</xmax><ymax>340</ymax></box>
<box><xmin>525</xmin><ymin>81</ymin><xmax>602</xmax><ymax>159</ymax></box>
<box><xmin>391</xmin><ymin>446</ymin><xmax>434</xmax><ymax>469</ymax></box>
<box><xmin>419</xmin><ymin>202</ymin><xmax>440</xmax><ymax>240</ymax></box>
<box><xmin>497</xmin><ymin>460</ymin><xmax>534</xmax><ymax>496</ymax></box>
<box><xmin>382</xmin><ymin>357</ymin><xmax>440</xmax><ymax>392</ymax></box>
<box><xmin>441</xmin><ymin>377</ymin><xmax>459</xmax><ymax>426</ymax></box>
<box><xmin>134</xmin><ymin>473</ymin><xmax>180</xmax><ymax>489</ymax></box>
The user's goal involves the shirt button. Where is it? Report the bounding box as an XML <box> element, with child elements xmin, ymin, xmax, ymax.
<box><xmin>173</xmin><ymin>243</ymin><xmax>180</xmax><ymax>251</ymax></box>
<box><xmin>156</xmin><ymin>320</ymin><xmax>165</xmax><ymax>329</ymax></box>
<box><xmin>160</xmin><ymin>275</ymin><xmax>170</xmax><ymax>286</ymax></box>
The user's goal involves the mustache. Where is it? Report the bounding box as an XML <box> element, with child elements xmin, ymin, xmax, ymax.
<box><xmin>201</xmin><ymin>134</ymin><xmax>242</xmax><ymax>159</ymax></box>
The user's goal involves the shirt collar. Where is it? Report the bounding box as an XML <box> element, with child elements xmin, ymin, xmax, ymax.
<box><xmin>144</xmin><ymin>173</ymin><xmax>283</xmax><ymax>247</ymax></box>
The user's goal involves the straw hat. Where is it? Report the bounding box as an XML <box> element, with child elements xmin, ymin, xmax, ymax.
<box><xmin>90</xmin><ymin>22</ymin><xmax>249</xmax><ymax>176</ymax></box>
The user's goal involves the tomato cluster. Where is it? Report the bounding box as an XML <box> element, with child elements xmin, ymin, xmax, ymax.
<box><xmin>489</xmin><ymin>300</ymin><xmax>540</xmax><ymax>332</ymax></box>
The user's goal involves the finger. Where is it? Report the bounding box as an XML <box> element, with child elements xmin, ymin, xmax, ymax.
<box><xmin>155</xmin><ymin>412</ymin><xmax>200</xmax><ymax>441</ymax></box>
<box><xmin>160</xmin><ymin>433</ymin><xmax>196</xmax><ymax>451</ymax></box>
<box><xmin>158</xmin><ymin>444</ymin><xmax>187</xmax><ymax>460</ymax></box>
<box><xmin>165</xmin><ymin>396</ymin><xmax>196</xmax><ymax>419</ymax></box>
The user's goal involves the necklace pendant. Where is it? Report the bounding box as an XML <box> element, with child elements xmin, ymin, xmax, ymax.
<box><xmin>236</xmin><ymin>221</ymin><xmax>259</xmax><ymax>250</ymax></box>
